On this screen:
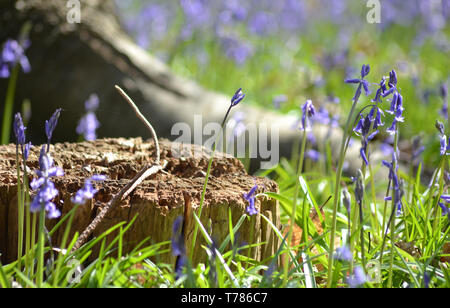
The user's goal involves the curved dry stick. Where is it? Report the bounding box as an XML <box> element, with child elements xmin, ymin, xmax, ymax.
<box><xmin>114</xmin><ymin>85</ymin><xmax>160</xmax><ymax>165</ymax></box>
<box><xmin>72</xmin><ymin>86</ymin><xmax>163</xmax><ymax>251</ymax></box>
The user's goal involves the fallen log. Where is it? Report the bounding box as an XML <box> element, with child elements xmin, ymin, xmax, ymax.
<box><xmin>0</xmin><ymin>138</ymin><xmax>281</xmax><ymax>265</ymax></box>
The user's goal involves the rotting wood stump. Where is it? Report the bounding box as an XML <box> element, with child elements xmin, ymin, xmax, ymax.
<box><xmin>0</xmin><ymin>137</ymin><xmax>280</xmax><ymax>266</ymax></box>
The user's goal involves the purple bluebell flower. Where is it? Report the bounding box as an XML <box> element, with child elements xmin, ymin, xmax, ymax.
<box><xmin>345</xmin><ymin>64</ymin><xmax>371</xmax><ymax>100</ymax></box>
<box><xmin>71</xmin><ymin>175</ymin><xmax>106</xmax><ymax>205</ymax></box>
<box><xmin>172</xmin><ymin>216</ymin><xmax>185</xmax><ymax>257</ymax></box>
<box><xmin>305</xmin><ymin>149</ymin><xmax>321</xmax><ymax>162</ymax></box>
<box><xmin>171</xmin><ymin>216</ymin><xmax>187</xmax><ymax>279</ymax></box>
<box><xmin>438</xmin><ymin>202</ymin><xmax>449</xmax><ymax>222</ymax></box>
<box><xmin>342</xmin><ymin>187</ymin><xmax>351</xmax><ymax>214</ymax></box>
<box><xmin>77</xmin><ymin>95</ymin><xmax>100</xmax><ymax>141</ymax></box>
<box><xmin>220</xmin><ymin>35</ymin><xmax>254</xmax><ymax>65</ymax></box>
<box><xmin>45</xmin><ymin>108</ymin><xmax>62</xmax><ymax>147</ymax></box>
<box><xmin>13</xmin><ymin>113</ymin><xmax>26</xmax><ymax>145</ymax></box>
<box><xmin>382</xmin><ymin>153</ymin><xmax>403</xmax><ymax>215</ymax></box>
<box><xmin>30</xmin><ymin>146</ymin><xmax>64</xmax><ymax>218</ymax></box>
<box><xmin>231</xmin><ymin>88</ymin><xmax>245</xmax><ymax>106</ymax></box>
<box><xmin>335</xmin><ymin>245</ymin><xmax>352</xmax><ymax>262</ymax></box>
<box><xmin>435</xmin><ymin>120</ymin><xmax>445</xmax><ymax>135</ymax></box>
<box><xmin>347</xmin><ymin>266</ymin><xmax>367</xmax><ymax>288</ymax></box>
<box><xmin>244</xmin><ymin>184</ymin><xmax>258</xmax><ymax>216</ymax></box>
<box><xmin>301</xmin><ymin>100</ymin><xmax>316</xmax><ymax>131</ymax></box>
<box><xmin>440</xmin><ymin>83</ymin><xmax>448</xmax><ymax>120</ymax></box>
<box><xmin>424</xmin><ymin>272</ymin><xmax>431</xmax><ymax>288</ymax></box>
<box><xmin>272</xmin><ymin>94</ymin><xmax>287</xmax><ymax>109</ymax></box>
<box><xmin>84</xmin><ymin>94</ymin><xmax>99</xmax><ymax>111</ymax></box>
<box><xmin>0</xmin><ymin>39</ymin><xmax>31</xmax><ymax>78</ymax></box>
<box><xmin>248</xmin><ymin>11</ymin><xmax>277</xmax><ymax>36</ymax></box>
<box><xmin>314</xmin><ymin>107</ymin><xmax>331</xmax><ymax>126</ymax></box>
<box><xmin>372</xmin><ymin>77</ymin><xmax>387</xmax><ymax>103</ymax></box>
<box><xmin>23</xmin><ymin>142</ymin><xmax>32</xmax><ymax>161</ymax></box>
<box><xmin>439</xmin><ymin>135</ymin><xmax>448</xmax><ymax>155</ymax></box>
<box><xmin>441</xmin><ymin>195</ymin><xmax>450</xmax><ymax>203</ymax></box>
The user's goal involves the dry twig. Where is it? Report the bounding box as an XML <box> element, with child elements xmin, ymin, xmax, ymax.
<box><xmin>72</xmin><ymin>85</ymin><xmax>164</xmax><ymax>251</ymax></box>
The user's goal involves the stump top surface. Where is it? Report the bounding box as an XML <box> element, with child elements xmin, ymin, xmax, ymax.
<box><xmin>0</xmin><ymin>138</ymin><xmax>277</xmax><ymax>214</ymax></box>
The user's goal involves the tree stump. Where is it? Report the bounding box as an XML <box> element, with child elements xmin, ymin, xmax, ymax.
<box><xmin>0</xmin><ymin>138</ymin><xmax>280</xmax><ymax>265</ymax></box>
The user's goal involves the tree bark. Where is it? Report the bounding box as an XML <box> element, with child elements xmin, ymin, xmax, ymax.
<box><xmin>0</xmin><ymin>138</ymin><xmax>281</xmax><ymax>265</ymax></box>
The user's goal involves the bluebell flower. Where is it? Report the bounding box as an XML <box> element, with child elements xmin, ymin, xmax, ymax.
<box><xmin>342</xmin><ymin>187</ymin><xmax>351</xmax><ymax>214</ymax></box>
<box><xmin>440</xmin><ymin>195</ymin><xmax>450</xmax><ymax>204</ymax></box>
<box><xmin>440</xmin><ymin>83</ymin><xmax>448</xmax><ymax>120</ymax></box>
<box><xmin>23</xmin><ymin>142</ymin><xmax>32</xmax><ymax>161</ymax></box>
<box><xmin>438</xmin><ymin>202</ymin><xmax>449</xmax><ymax>222</ymax></box>
<box><xmin>305</xmin><ymin>149</ymin><xmax>321</xmax><ymax>162</ymax></box>
<box><xmin>30</xmin><ymin>146</ymin><xmax>64</xmax><ymax>218</ymax></box>
<box><xmin>439</xmin><ymin>135</ymin><xmax>448</xmax><ymax>155</ymax></box>
<box><xmin>248</xmin><ymin>11</ymin><xmax>276</xmax><ymax>36</ymax></box>
<box><xmin>382</xmin><ymin>153</ymin><xmax>404</xmax><ymax>215</ymax></box>
<box><xmin>335</xmin><ymin>245</ymin><xmax>352</xmax><ymax>262</ymax></box>
<box><xmin>71</xmin><ymin>175</ymin><xmax>106</xmax><ymax>205</ymax></box>
<box><xmin>347</xmin><ymin>266</ymin><xmax>367</xmax><ymax>288</ymax></box>
<box><xmin>171</xmin><ymin>216</ymin><xmax>187</xmax><ymax>279</ymax></box>
<box><xmin>231</xmin><ymin>88</ymin><xmax>245</xmax><ymax>106</ymax></box>
<box><xmin>345</xmin><ymin>64</ymin><xmax>371</xmax><ymax>100</ymax></box>
<box><xmin>84</xmin><ymin>94</ymin><xmax>99</xmax><ymax>111</ymax></box>
<box><xmin>272</xmin><ymin>94</ymin><xmax>287</xmax><ymax>109</ymax></box>
<box><xmin>171</xmin><ymin>216</ymin><xmax>185</xmax><ymax>257</ymax></box>
<box><xmin>45</xmin><ymin>108</ymin><xmax>62</xmax><ymax>148</ymax></box>
<box><xmin>77</xmin><ymin>94</ymin><xmax>100</xmax><ymax>141</ymax></box>
<box><xmin>301</xmin><ymin>99</ymin><xmax>316</xmax><ymax>131</ymax></box>
<box><xmin>0</xmin><ymin>38</ymin><xmax>31</xmax><ymax>78</ymax></box>
<box><xmin>424</xmin><ymin>272</ymin><xmax>431</xmax><ymax>288</ymax></box>
<box><xmin>243</xmin><ymin>184</ymin><xmax>258</xmax><ymax>216</ymax></box>
<box><xmin>13</xmin><ymin>113</ymin><xmax>26</xmax><ymax>145</ymax></box>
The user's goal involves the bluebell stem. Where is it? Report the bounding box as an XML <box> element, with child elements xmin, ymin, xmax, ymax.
<box><xmin>243</xmin><ymin>184</ymin><xmax>258</xmax><ymax>216</ymax></box>
<box><xmin>45</xmin><ymin>108</ymin><xmax>62</xmax><ymax>152</ymax></box>
<box><xmin>347</xmin><ymin>266</ymin><xmax>367</xmax><ymax>288</ymax></box>
<box><xmin>30</xmin><ymin>146</ymin><xmax>64</xmax><ymax>218</ymax></box>
<box><xmin>71</xmin><ymin>175</ymin><xmax>107</xmax><ymax>205</ymax></box>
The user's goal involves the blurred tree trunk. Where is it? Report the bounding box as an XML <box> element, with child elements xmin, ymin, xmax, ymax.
<box><xmin>0</xmin><ymin>0</ymin><xmax>365</xmax><ymax>174</ymax></box>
